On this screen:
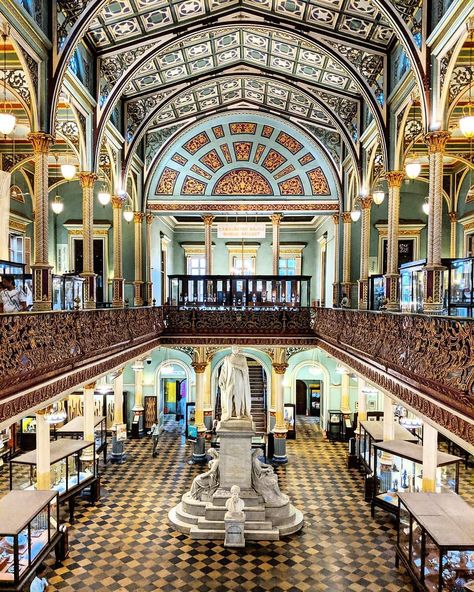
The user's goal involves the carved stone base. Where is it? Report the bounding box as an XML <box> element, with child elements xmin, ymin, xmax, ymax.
<box><xmin>217</xmin><ymin>418</ymin><xmax>255</xmax><ymax>489</ymax></box>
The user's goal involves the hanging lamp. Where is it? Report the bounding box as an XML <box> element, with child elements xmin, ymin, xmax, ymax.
<box><xmin>460</xmin><ymin>27</ymin><xmax>474</xmax><ymax>138</ymax></box>
<box><xmin>52</xmin><ymin>154</ymin><xmax>64</xmax><ymax>214</ymax></box>
<box><xmin>61</xmin><ymin>97</ymin><xmax>77</xmax><ymax>180</ymax></box>
<box><xmin>97</xmin><ymin>174</ymin><xmax>111</xmax><ymax>206</ymax></box>
<box><xmin>0</xmin><ymin>29</ymin><xmax>16</xmax><ymax>135</ymax></box>
<box><xmin>422</xmin><ymin>198</ymin><xmax>430</xmax><ymax>216</ymax></box>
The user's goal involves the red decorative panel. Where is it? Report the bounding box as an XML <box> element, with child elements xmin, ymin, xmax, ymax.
<box><xmin>155</xmin><ymin>167</ymin><xmax>179</xmax><ymax>195</ymax></box>
<box><xmin>299</xmin><ymin>153</ymin><xmax>314</xmax><ymax>166</ymax></box>
<box><xmin>183</xmin><ymin>131</ymin><xmax>210</xmax><ymax>154</ymax></box>
<box><xmin>220</xmin><ymin>143</ymin><xmax>232</xmax><ymax>163</ymax></box>
<box><xmin>276</xmin><ymin>131</ymin><xmax>303</xmax><ymax>154</ymax></box>
<box><xmin>278</xmin><ymin>176</ymin><xmax>304</xmax><ymax>195</ymax></box>
<box><xmin>182</xmin><ymin>175</ymin><xmax>207</xmax><ymax>195</ymax></box>
<box><xmin>233</xmin><ymin>141</ymin><xmax>252</xmax><ymax>161</ymax></box>
<box><xmin>212</xmin><ymin>125</ymin><xmax>224</xmax><ymax>139</ymax></box>
<box><xmin>274</xmin><ymin>164</ymin><xmax>295</xmax><ymax>180</ymax></box>
<box><xmin>262</xmin><ymin>125</ymin><xmax>274</xmax><ymax>138</ymax></box>
<box><xmin>307</xmin><ymin>167</ymin><xmax>330</xmax><ymax>195</ymax></box>
<box><xmin>171</xmin><ymin>153</ymin><xmax>188</xmax><ymax>165</ymax></box>
<box><xmin>262</xmin><ymin>149</ymin><xmax>286</xmax><ymax>172</ymax></box>
<box><xmin>191</xmin><ymin>164</ymin><xmax>212</xmax><ymax>180</ymax></box>
<box><xmin>230</xmin><ymin>122</ymin><xmax>256</xmax><ymax>134</ymax></box>
<box><xmin>200</xmin><ymin>149</ymin><xmax>224</xmax><ymax>172</ymax></box>
<box><xmin>253</xmin><ymin>144</ymin><xmax>266</xmax><ymax>163</ymax></box>
<box><xmin>213</xmin><ymin>169</ymin><xmax>273</xmax><ymax>195</ymax></box>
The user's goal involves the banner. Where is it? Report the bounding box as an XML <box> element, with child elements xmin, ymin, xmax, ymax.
<box><xmin>0</xmin><ymin>170</ymin><xmax>11</xmax><ymax>261</ymax></box>
<box><xmin>217</xmin><ymin>222</ymin><xmax>266</xmax><ymax>239</ymax></box>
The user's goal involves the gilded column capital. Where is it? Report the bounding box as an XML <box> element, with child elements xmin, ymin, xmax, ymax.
<box><xmin>384</xmin><ymin>171</ymin><xmax>405</xmax><ymax>188</ymax></box>
<box><xmin>84</xmin><ymin>382</ymin><xmax>96</xmax><ymax>390</ymax></box>
<box><xmin>27</xmin><ymin>132</ymin><xmax>55</xmax><ymax>154</ymax></box>
<box><xmin>424</xmin><ymin>130</ymin><xmax>451</xmax><ymax>154</ymax></box>
<box><xmin>112</xmin><ymin>195</ymin><xmax>126</xmax><ymax>209</ymax></box>
<box><xmin>448</xmin><ymin>212</ymin><xmax>457</xmax><ymax>223</ymax></box>
<box><xmin>332</xmin><ymin>213</ymin><xmax>340</xmax><ymax>225</ymax></box>
<box><xmin>272</xmin><ymin>363</ymin><xmax>288</xmax><ymax>375</ymax></box>
<box><xmin>341</xmin><ymin>212</ymin><xmax>352</xmax><ymax>223</ymax></box>
<box><xmin>359</xmin><ymin>196</ymin><xmax>373</xmax><ymax>209</ymax></box>
<box><xmin>78</xmin><ymin>171</ymin><xmax>98</xmax><ymax>188</ymax></box>
<box><xmin>270</xmin><ymin>213</ymin><xmax>283</xmax><ymax>225</ymax></box>
<box><xmin>134</xmin><ymin>212</ymin><xmax>145</xmax><ymax>223</ymax></box>
<box><xmin>146</xmin><ymin>213</ymin><xmax>154</xmax><ymax>225</ymax></box>
<box><xmin>202</xmin><ymin>214</ymin><xmax>215</xmax><ymax>226</ymax></box>
<box><xmin>192</xmin><ymin>362</ymin><xmax>208</xmax><ymax>374</ymax></box>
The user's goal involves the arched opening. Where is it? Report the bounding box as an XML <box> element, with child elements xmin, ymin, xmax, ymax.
<box><xmin>155</xmin><ymin>359</ymin><xmax>194</xmax><ymax>431</ymax></box>
<box><xmin>290</xmin><ymin>360</ymin><xmax>331</xmax><ymax>430</ymax></box>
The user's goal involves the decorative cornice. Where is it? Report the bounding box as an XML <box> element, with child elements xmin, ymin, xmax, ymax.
<box><xmin>147</xmin><ymin>203</ymin><xmax>339</xmax><ymax>212</ymax></box>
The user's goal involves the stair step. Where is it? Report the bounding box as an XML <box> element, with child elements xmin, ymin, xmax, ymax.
<box><xmin>197</xmin><ymin>518</ymin><xmax>274</xmax><ymax>531</ymax></box>
<box><xmin>205</xmin><ymin>506</ymin><xmax>266</xmax><ymax>521</ymax></box>
<box><xmin>189</xmin><ymin>527</ymin><xmax>279</xmax><ymax>541</ymax></box>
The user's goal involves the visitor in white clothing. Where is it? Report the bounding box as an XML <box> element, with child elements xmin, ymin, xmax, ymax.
<box><xmin>0</xmin><ymin>275</ymin><xmax>27</xmax><ymax>313</ymax></box>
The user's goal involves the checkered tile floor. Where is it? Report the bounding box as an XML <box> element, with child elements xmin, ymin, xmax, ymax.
<box><xmin>2</xmin><ymin>417</ymin><xmax>473</xmax><ymax>591</ymax></box>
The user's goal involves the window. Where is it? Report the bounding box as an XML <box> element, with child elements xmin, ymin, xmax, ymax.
<box><xmin>9</xmin><ymin>234</ymin><xmax>24</xmax><ymax>263</ymax></box>
<box><xmin>279</xmin><ymin>258</ymin><xmax>297</xmax><ymax>276</ymax></box>
<box><xmin>231</xmin><ymin>256</ymin><xmax>255</xmax><ymax>275</ymax></box>
<box><xmin>187</xmin><ymin>255</ymin><xmax>206</xmax><ymax>276</ymax></box>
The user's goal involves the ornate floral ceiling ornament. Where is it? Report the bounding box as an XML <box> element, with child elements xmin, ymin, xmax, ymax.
<box><xmin>213</xmin><ymin>168</ymin><xmax>273</xmax><ymax>195</ymax></box>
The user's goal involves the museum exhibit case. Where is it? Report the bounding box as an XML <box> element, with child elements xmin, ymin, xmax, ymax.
<box><xmin>51</xmin><ymin>274</ymin><xmax>85</xmax><ymax>310</ymax></box>
<box><xmin>396</xmin><ymin>493</ymin><xmax>474</xmax><ymax>592</ymax></box>
<box><xmin>55</xmin><ymin>416</ymin><xmax>107</xmax><ymax>464</ymax></box>
<box><xmin>447</xmin><ymin>257</ymin><xmax>474</xmax><ymax>317</ymax></box>
<box><xmin>0</xmin><ymin>490</ymin><xmax>61</xmax><ymax>591</ymax></box>
<box><xmin>371</xmin><ymin>440</ymin><xmax>461</xmax><ymax>517</ymax></box>
<box><xmin>400</xmin><ymin>260</ymin><xmax>426</xmax><ymax>313</ymax></box>
<box><xmin>368</xmin><ymin>274</ymin><xmax>385</xmax><ymax>311</ymax></box>
<box><xmin>284</xmin><ymin>404</ymin><xmax>296</xmax><ymax>439</ymax></box>
<box><xmin>9</xmin><ymin>440</ymin><xmax>98</xmax><ymax>522</ymax></box>
<box><xmin>327</xmin><ymin>410</ymin><xmax>354</xmax><ymax>442</ymax></box>
<box><xmin>168</xmin><ymin>274</ymin><xmax>311</xmax><ymax>308</ymax></box>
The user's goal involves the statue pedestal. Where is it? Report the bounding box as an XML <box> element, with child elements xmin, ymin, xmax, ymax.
<box><xmin>224</xmin><ymin>513</ymin><xmax>245</xmax><ymax>548</ymax></box>
<box><xmin>217</xmin><ymin>418</ymin><xmax>255</xmax><ymax>490</ymax></box>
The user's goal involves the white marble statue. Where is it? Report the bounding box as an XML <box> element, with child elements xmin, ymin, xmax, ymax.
<box><xmin>189</xmin><ymin>449</ymin><xmax>220</xmax><ymax>501</ymax></box>
<box><xmin>251</xmin><ymin>448</ymin><xmax>289</xmax><ymax>507</ymax></box>
<box><xmin>218</xmin><ymin>346</ymin><xmax>252</xmax><ymax>421</ymax></box>
<box><xmin>225</xmin><ymin>485</ymin><xmax>245</xmax><ymax>519</ymax></box>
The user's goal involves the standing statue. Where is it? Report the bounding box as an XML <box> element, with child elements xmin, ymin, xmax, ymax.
<box><xmin>189</xmin><ymin>449</ymin><xmax>220</xmax><ymax>501</ymax></box>
<box><xmin>251</xmin><ymin>449</ymin><xmax>289</xmax><ymax>507</ymax></box>
<box><xmin>218</xmin><ymin>346</ymin><xmax>252</xmax><ymax>421</ymax></box>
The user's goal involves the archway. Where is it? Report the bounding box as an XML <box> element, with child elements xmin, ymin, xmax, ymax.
<box><xmin>290</xmin><ymin>360</ymin><xmax>331</xmax><ymax>430</ymax></box>
<box><xmin>155</xmin><ymin>358</ymin><xmax>194</xmax><ymax>431</ymax></box>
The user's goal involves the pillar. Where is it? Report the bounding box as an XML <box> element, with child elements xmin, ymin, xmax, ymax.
<box><xmin>340</xmin><ymin>369</ymin><xmax>350</xmax><ymax>413</ymax></box>
<box><xmin>358</xmin><ymin>196</ymin><xmax>373</xmax><ymax>310</ymax></box>
<box><xmin>202</xmin><ymin>215</ymin><xmax>214</xmax><ymax>275</ymax></box>
<box><xmin>78</xmin><ymin>172</ymin><xmax>98</xmax><ymax>309</ymax></box>
<box><xmin>357</xmin><ymin>378</ymin><xmax>367</xmax><ymax>427</ymax></box>
<box><xmin>272</xmin><ymin>347</ymin><xmax>288</xmax><ymax>463</ymax></box>
<box><xmin>28</xmin><ymin>132</ymin><xmax>54</xmax><ymax>311</ymax></box>
<box><xmin>341</xmin><ymin>212</ymin><xmax>352</xmax><ymax>306</ymax></box>
<box><xmin>203</xmin><ymin>362</ymin><xmax>213</xmax><ymax>431</ymax></box>
<box><xmin>449</xmin><ymin>212</ymin><xmax>457</xmax><ymax>258</ymax></box>
<box><xmin>270</xmin><ymin>213</ymin><xmax>283</xmax><ymax>275</ymax></box>
<box><xmin>133</xmin><ymin>212</ymin><xmax>145</xmax><ymax>306</ymax></box>
<box><xmin>384</xmin><ymin>171</ymin><xmax>405</xmax><ymax>311</ymax></box>
<box><xmin>145</xmin><ymin>213</ymin><xmax>153</xmax><ymax>305</ymax></box>
<box><xmin>132</xmin><ymin>360</ymin><xmax>145</xmax><ymax>438</ymax></box>
<box><xmin>35</xmin><ymin>409</ymin><xmax>51</xmax><ymax>490</ymax></box>
<box><xmin>82</xmin><ymin>382</ymin><xmax>96</xmax><ymax>460</ymax></box>
<box><xmin>422</xmin><ymin>423</ymin><xmax>438</xmax><ymax>492</ymax></box>
<box><xmin>111</xmin><ymin>369</ymin><xmax>126</xmax><ymax>463</ymax></box>
<box><xmin>192</xmin><ymin>348</ymin><xmax>208</xmax><ymax>463</ymax></box>
<box><xmin>332</xmin><ymin>213</ymin><xmax>340</xmax><ymax>306</ymax></box>
<box><xmin>112</xmin><ymin>195</ymin><xmax>125</xmax><ymax>307</ymax></box>
<box><xmin>423</xmin><ymin>131</ymin><xmax>451</xmax><ymax>313</ymax></box>
<box><xmin>382</xmin><ymin>394</ymin><xmax>395</xmax><ymax>441</ymax></box>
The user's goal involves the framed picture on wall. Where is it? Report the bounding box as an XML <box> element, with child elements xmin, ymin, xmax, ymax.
<box><xmin>382</xmin><ymin>238</ymin><xmax>415</xmax><ymax>274</ymax></box>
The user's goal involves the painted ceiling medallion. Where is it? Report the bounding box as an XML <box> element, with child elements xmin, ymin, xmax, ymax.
<box><xmin>213</xmin><ymin>168</ymin><xmax>273</xmax><ymax>195</ymax></box>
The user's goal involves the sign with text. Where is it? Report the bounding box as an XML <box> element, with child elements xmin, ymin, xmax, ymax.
<box><xmin>217</xmin><ymin>222</ymin><xmax>266</xmax><ymax>239</ymax></box>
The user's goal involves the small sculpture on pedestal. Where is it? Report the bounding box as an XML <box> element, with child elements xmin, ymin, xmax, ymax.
<box><xmin>218</xmin><ymin>346</ymin><xmax>252</xmax><ymax>421</ymax></box>
<box><xmin>224</xmin><ymin>485</ymin><xmax>245</xmax><ymax>548</ymax></box>
<box><xmin>251</xmin><ymin>449</ymin><xmax>289</xmax><ymax>506</ymax></box>
<box><xmin>189</xmin><ymin>449</ymin><xmax>220</xmax><ymax>501</ymax></box>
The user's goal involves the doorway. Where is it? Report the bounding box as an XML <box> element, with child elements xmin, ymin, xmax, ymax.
<box><xmin>296</xmin><ymin>380</ymin><xmax>307</xmax><ymax>415</ymax></box>
<box><xmin>73</xmin><ymin>237</ymin><xmax>106</xmax><ymax>303</ymax></box>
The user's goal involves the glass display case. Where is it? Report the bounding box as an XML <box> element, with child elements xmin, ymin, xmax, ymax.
<box><xmin>368</xmin><ymin>274</ymin><xmax>385</xmax><ymax>310</ymax></box>
<box><xmin>52</xmin><ymin>274</ymin><xmax>85</xmax><ymax>310</ymax></box>
<box><xmin>396</xmin><ymin>493</ymin><xmax>474</xmax><ymax>592</ymax></box>
<box><xmin>186</xmin><ymin>402</ymin><xmax>196</xmax><ymax>440</ymax></box>
<box><xmin>327</xmin><ymin>410</ymin><xmax>353</xmax><ymax>442</ymax></box>
<box><xmin>447</xmin><ymin>257</ymin><xmax>474</xmax><ymax>317</ymax></box>
<box><xmin>371</xmin><ymin>440</ymin><xmax>461</xmax><ymax>517</ymax></box>
<box><xmin>400</xmin><ymin>259</ymin><xmax>426</xmax><ymax>313</ymax></box>
<box><xmin>284</xmin><ymin>404</ymin><xmax>296</xmax><ymax>440</ymax></box>
<box><xmin>0</xmin><ymin>490</ymin><xmax>60</xmax><ymax>590</ymax></box>
<box><xmin>9</xmin><ymin>439</ymin><xmax>97</xmax><ymax>503</ymax></box>
<box><xmin>55</xmin><ymin>416</ymin><xmax>107</xmax><ymax>464</ymax></box>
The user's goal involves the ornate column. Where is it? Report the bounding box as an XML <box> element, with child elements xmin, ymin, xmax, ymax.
<box><xmin>132</xmin><ymin>360</ymin><xmax>145</xmax><ymax>438</ymax></box>
<box><xmin>28</xmin><ymin>132</ymin><xmax>54</xmax><ymax>311</ymax></box>
<box><xmin>270</xmin><ymin>213</ymin><xmax>283</xmax><ymax>275</ymax></box>
<box><xmin>133</xmin><ymin>212</ymin><xmax>145</xmax><ymax>306</ymax></box>
<box><xmin>203</xmin><ymin>360</ymin><xmax>213</xmax><ymax>431</ymax></box>
<box><xmin>340</xmin><ymin>369</ymin><xmax>350</xmax><ymax>413</ymax></box>
<box><xmin>357</xmin><ymin>378</ymin><xmax>367</xmax><ymax>427</ymax></box>
<box><xmin>83</xmin><ymin>382</ymin><xmax>96</xmax><ymax>460</ymax></box>
<box><xmin>272</xmin><ymin>347</ymin><xmax>288</xmax><ymax>464</ymax></box>
<box><xmin>423</xmin><ymin>131</ymin><xmax>451</xmax><ymax>313</ymax></box>
<box><xmin>384</xmin><ymin>171</ymin><xmax>405</xmax><ymax>311</ymax></box>
<box><xmin>202</xmin><ymin>215</ymin><xmax>214</xmax><ymax>275</ymax></box>
<box><xmin>112</xmin><ymin>195</ymin><xmax>125</xmax><ymax>307</ymax></box>
<box><xmin>332</xmin><ymin>213</ymin><xmax>340</xmax><ymax>306</ymax></box>
<box><xmin>35</xmin><ymin>409</ymin><xmax>51</xmax><ymax>490</ymax></box>
<box><xmin>341</xmin><ymin>212</ymin><xmax>352</xmax><ymax>306</ymax></box>
<box><xmin>192</xmin><ymin>346</ymin><xmax>208</xmax><ymax>463</ymax></box>
<box><xmin>449</xmin><ymin>212</ymin><xmax>457</xmax><ymax>258</ymax></box>
<box><xmin>78</xmin><ymin>172</ymin><xmax>98</xmax><ymax>309</ymax></box>
<box><xmin>382</xmin><ymin>394</ymin><xmax>395</xmax><ymax>441</ymax></box>
<box><xmin>422</xmin><ymin>423</ymin><xmax>438</xmax><ymax>492</ymax></box>
<box><xmin>111</xmin><ymin>369</ymin><xmax>126</xmax><ymax>464</ymax></box>
<box><xmin>145</xmin><ymin>213</ymin><xmax>154</xmax><ymax>305</ymax></box>
<box><xmin>358</xmin><ymin>196</ymin><xmax>373</xmax><ymax>310</ymax></box>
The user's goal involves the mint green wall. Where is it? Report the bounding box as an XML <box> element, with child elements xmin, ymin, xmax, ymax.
<box><xmin>9</xmin><ymin>173</ymin><xmax>34</xmax><ymax>241</ymax></box>
<box><xmin>315</xmin><ymin>216</ymin><xmax>335</xmax><ymax>306</ymax></box>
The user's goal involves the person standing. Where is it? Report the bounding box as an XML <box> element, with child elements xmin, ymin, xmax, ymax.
<box><xmin>149</xmin><ymin>421</ymin><xmax>160</xmax><ymax>457</ymax></box>
<box><xmin>0</xmin><ymin>275</ymin><xmax>27</xmax><ymax>313</ymax></box>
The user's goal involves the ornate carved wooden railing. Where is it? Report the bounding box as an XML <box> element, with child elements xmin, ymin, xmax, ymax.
<box><xmin>311</xmin><ymin>308</ymin><xmax>474</xmax><ymax>425</ymax></box>
<box><xmin>162</xmin><ymin>306</ymin><xmax>314</xmax><ymax>340</ymax></box>
<box><xmin>0</xmin><ymin>307</ymin><xmax>164</xmax><ymax>401</ymax></box>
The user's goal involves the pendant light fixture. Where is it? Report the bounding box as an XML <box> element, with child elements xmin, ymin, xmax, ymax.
<box><xmin>460</xmin><ymin>26</ymin><xmax>474</xmax><ymax>138</ymax></box>
<box><xmin>123</xmin><ymin>195</ymin><xmax>134</xmax><ymax>222</ymax></box>
<box><xmin>422</xmin><ymin>197</ymin><xmax>430</xmax><ymax>216</ymax></box>
<box><xmin>405</xmin><ymin>101</ymin><xmax>421</xmax><ymax>179</ymax></box>
<box><xmin>61</xmin><ymin>96</ymin><xmax>77</xmax><ymax>180</ymax></box>
<box><xmin>0</xmin><ymin>28</ymin><xmax>16</xmax><ymax>136</ymax></box>
<box><xmin>350</xmin><ymin>201</ymin><xmax>361</xmax><ymax>222</ymax></box>
<box><xmin>51</xmin><ymin>154</ymin><xmax>64</xmax><ymax>214</ymax></box>
<box><xmin>97</xmin><ymin>175</ymin><xmax>111</xmax><ymax>206</ymax></box>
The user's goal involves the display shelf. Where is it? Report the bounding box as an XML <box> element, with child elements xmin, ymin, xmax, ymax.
<box><xmin>327</xmin><ymin>410</ymin><xmax>354</xmax><ymax>442</ymax></box>
<box><xmin>396</xmin><ymin>493</ymin><xmax>474</xmax><ymax>591</ymax></box>
<box><xmin>371</xmin><ymin>441</ymin><xmax>461</xmax><ymax>518</ymax></box>
<box><xmin>9</xmin><ymin>439</ymin><xmax>99</xmax><ymax>523</ymax></box>
<box><xmin>0</xmin><ymin>490</ymin><xmax>61</xmax><ymax>591</ymax></box>
<box><xmin>55</xmin><ymin>416</ymin><xmax>107</xmax><ymax>464</ymax></box>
